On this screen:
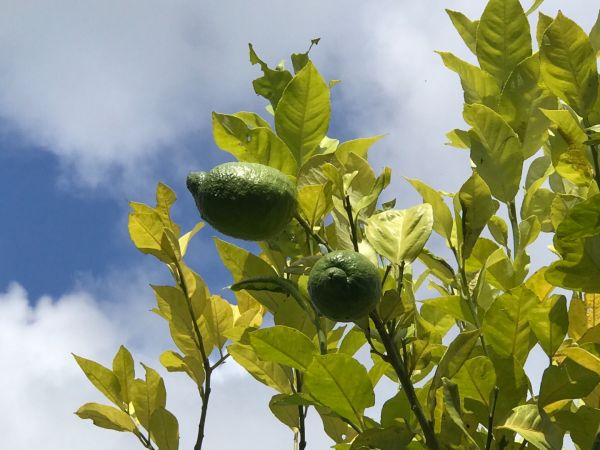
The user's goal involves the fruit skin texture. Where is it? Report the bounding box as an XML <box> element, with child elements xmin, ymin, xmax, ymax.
<box><xmin>186</xmin><ymin>162</ymin><xmax>297</xmax><ymax>241</ymax></box>
<box><xmin>308</xmin><ymin>250</ymin><xmax>381</xmax><ymax>322</ymax></box>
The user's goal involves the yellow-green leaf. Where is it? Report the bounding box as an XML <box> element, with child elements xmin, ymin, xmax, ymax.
<box><xmin>476</xmin><ymin>0</ymin><xmax>532</xmax><ymax>86</ymax></box>
<box><xmin>275</xmin><ymin>61</ymin><xmax>331</xmax><ymax>164</ymax></box>
<box><xmin>249</xmin><ymin>325</ymin><xmax>317</xmax><ymax>371</ymax></box>
<box><xmin>298</xmin><ymin>183</ymin><xmax>333</xmax><ymax>228</ymax></box>
<box><xmin>75</xmin><ymin>403</ymin><xmax>136</xmax><ymax>433</ymax></box>
<box><xmin>498</xmin><ymin>404</ymin><xmax>562</xmax><ymax>449</ymax></box>
<box><xmin>528</xmin><ymin>294</ymin><xmax>568</xmax><ymax>358</ymax></box>
<box><xmin>304</xmin><ymin>353</ymin><xmax>374</xmax><ymax>429</ymax></box>
<box><xmin>436</xmin><ymin>52</ymin><xmax>499</xmax><ymax>107</ymax></box>
<box><xmin>464</xmin><ymin>104</ymin><xmax>524</xmax><ymax>202</ymax></box>
<box><xmin>228</xmin><ymin>342</ymin><xmax>292</xmax><ymax>394</ymax></box>
<box><xmin>445</xmin><ymin>9</ymin><xmax>478</xmax><ymax>54</ymax></box>
<box><xmin>540</xmin><ymin>12</ymin><xmax>599</xmax><ymax>115</ymax></box>
<box><xmin>112</xmin><ymin>346</ymin><xmax>135</xmax><ymax>408</ymax></box>
<box><xmin>73</xmin><ymin>354</ymin><xmax>122</xmax><ymax>408</ymax></box>
<box><xmin>150</xmin><ymin>408</ymin><xmax>179</xmax><ymax>450</ymax></box>
<box><xmin>212</xmin><ymin>112</ymin><xmax>298</xmax><ymax>176</ymax></box>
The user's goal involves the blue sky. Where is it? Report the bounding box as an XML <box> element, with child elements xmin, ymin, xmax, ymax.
<box><xmin>0</xmin><ymin>1</ymin><xmax>597</xmax><ymax>449</ymax></box>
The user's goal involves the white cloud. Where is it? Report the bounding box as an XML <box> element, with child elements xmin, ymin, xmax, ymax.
<box><xmin>1</xmin><ymin>0</ymin><xmax>595</xmax><ymax>193</ymax></box>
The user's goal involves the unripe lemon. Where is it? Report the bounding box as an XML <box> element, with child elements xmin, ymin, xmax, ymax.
<box><xmin>308</xmin><ymin>250</ymin><xmax>381</xmax><ymax>322</ymax></box>
<box><xmin>186</xmin><ymin>162</ymin><xmax>297</xmax><ymax>241</ymax></box>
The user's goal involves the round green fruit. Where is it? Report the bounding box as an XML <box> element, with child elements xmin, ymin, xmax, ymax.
<box><xmin>186</xmin><ymin>162</ymin><xmax>297</xmax><ymax>241</ymax></box>
<box><xmin>308</xmin><ymin>250</ymin><xmax>381</xmax><ymax>322</ymax></box>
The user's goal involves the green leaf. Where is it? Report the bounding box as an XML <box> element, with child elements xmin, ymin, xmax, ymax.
<box><xmin>112</xmin><ymin>346</ymin><xmax>135</xmax><ymax>408</ymax></box>
<box><xmin>249</xmin><ymin>325</ymin><xmax>317</xmax><ymax>371</ymax></box>
<box><xmin>536</xmin><ymin>12</ymin><xmax>553</xmax><ymax>50</ymax></box>
<box><xmin>445</xmin><ymin>10</ymin><xmax>478</xmax><ymax>54</ymax></box>
<box><xmin>488</xmin><ymin>215</ymin><xmax>508</xmax><ymax>247</ymax></box>
<box><xmin>476</xmin><ymin>0</ymin><xmax>532</xmax><ymax>86</ymax></box>
<box><xmin>73</xmin><ymin>354</ymin><xmax>122</xmax><ymax>408</ymax></box>
<box><xmin>491</xmin><ymin>355</ymin><xmax>529</xmax><ymax>423</ymax></box>
<box><xmin>540</xmin><ymin>12</ymin><xmax>599</xmax><ymax>116</ymax></box>
<box><xmin>201</xmin><ymin>295</ymin><xmax>234</xmax><ymax>351</ymax></box>
<box><xmin>406</xmin><ymin>178</ymin><xmax>453</xmax><ymax>241</ymax></box>
<box><xmin>298</xmin><ymin>183</ymin><xmax>333</xmax><ymax>228</ymax></box>
<box><xmin>215</xmin><ymin>238</ymin><xmax>285</xmax><ymax>312</ymax></box>
<box><xmin>212</xmin><ymin>112</ymin><xmax>298</xmax><ymax>176</ymax></box>
<box><xmin>269</xmin><ymin>394</ymin><xmax>300</xmax><ymax>430</ymax></box>
<box><xmin>155</xmin><ymin>183</ymin><xmax>180</xmax><ymax>235</ymax></box>
<box><xmin>555</xmin><ymin>193</ymin><xmax>600</xmax><ymax>241</ymax></box>
<box><xmin>538</xmin><ymin>359</ymin><xmax>600</xmax><ymax>407</ymax></box>
<box><xmin>561</xmin><ymin>346</ymin><xmax>600</xmax><ymax>375</ymax></box>
<box><xmin>275</xmin><ymin>61</ymin><xmax>331</xmax><ymax>164</ymax></box>
<box><xmin>178</xmin><ymin>222</ymin><xmax>204</xmax><ymax>257</ymax></box>
<box><xmin>152</xmin><ymin>284</ymin><xmax>199</xmax><ymax>357</ymax></box>
<box><xmin>336</xmin><ymin>135</ymin><xmax>385</xmax><ymax>163</ymax></box>
<box><xmin>421</xmin><ymin>296</ymin><xmax>475</xmax><ymax>325</ymax></box>
<box><xmin>304</xmin><ymin>353</ymin><xmax>374</xmax><ymax>429</ymax></box>
<box><xmin>436</xmin><ymin>52</ymin><xmax>499</xmax><ymax>107</ymax></box>
<box><xmin>429</xmin><ymin>330</ymin><xmax>480</xmax><ymax>411</ymax></box>
<box><xmin>498</xmin><ymin>404</ymin><xmax>562</xmax><ymax>449</ymax></box>
<box><xmin>228</xmin><ymin>343</ymin><xmax>292</xmax><ymax>394</ymax></box>
<box><xmin>458</xmin><ymin>171</ymin><xmax>500</xmax><ymax>259</ymax></box>
<box><xmin>441</xmin><ymin>378</ymin><xmax>479</xmax><ymax>449</ymax></box>
<box><xmin>542</xmin><ymin>109</ymin><xmax>588</xmax><ymax>146</ymax></box>
<box><xmin>451</xmin><ymin>356</ymin><xmax>496</xmax><ymax>409</ymax></box>
<box><xmin>445</xmin><ymin>129</ymin><xmax>471</xmax><ymax>149</ymax></box>
<box><xmin>498</xmin><ymin>55</ymin><xmax>556</xmax><ymax>159</ymax></box>
<box><xmin>525</xmin><ymin>0</ymin><xmax>546</xmax><ymax>16</ymax></box>
<box><xmin>131</xmin><ymin>365</ymin><xmax>167</xmax><ymax>431</ymax></box>
<box><xmin>554</xmin><ymin>405</ymin><xmax>600</xmax><ymax>449</ymax></box>
<box><xmin>482</xmin><ymin>287</ymin><xmax>537</xmax><ymax>364</ymax></box>
<box><xmin>75</xmin><ymin>403</ymin><xmax>136</xmax><ymax>432</ymax></box>
<box><xmin>464</xmin><ymin>104</ymin><xmax>524</xmax><ymax>202</ymax></box>
<box><xmin>160</xmin><ymin>350</ymin><xmax>193</xmax><ymax>376</ymax></box>
<box><xmin>365</xmin><ymin>204</ymin><xmax>433</xmax><ymax>265</ymax></box>
<box><xmin>547</xmin><ymin>234</ymin><xmax>600</xmax><ymax>292</ymax></box>
<box><xmin>547</xmin><ymin>197</ymin><xmax>600</xmax><ymax>292</ymax></box>
<box><xmin>248</xmin><ymin>44</ymin><xmax>293</xmax><ymax>108</ymax></box>
<box><xmin>528</xmin><ymin>294</ymin><xmax>568</xmax><ymax>358</ymax></box>
<box><xmin>350</xmin><ymin>424</ymin><xmax>414</xmax><ymax>450</ymax></box>
<box><xmin>128</xmin><ymin>202</ymin><xmax>172</xmax><ymax>263</ymax></box>
<box><xmin>150</xmin><ymin>408</ymin><xmax>179</xmax><ymax>450</ymax></box>
<box><xmin>591</xmin><ymin>11</ymin><xmax>600</xmax><ymax>55</ymax></box>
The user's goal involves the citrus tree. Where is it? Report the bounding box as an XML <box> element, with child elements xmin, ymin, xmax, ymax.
<box><xmin>73</xmin><ymin>0</ymin><xmax>600</xmax><ymax>448</ymax></box>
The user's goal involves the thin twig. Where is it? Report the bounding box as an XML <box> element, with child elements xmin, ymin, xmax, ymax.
<box><xmin>485</xmin><ymin>386</ymin><xmax>500</xmax><ymax>450</ymax></box>
<box><xmin>295</xmin><ymin>369</ymin><xmax>307</xmax><ymax>450</ymax></box>
<box><xmin>295</xmin><ymin>214</ymin><xmax>332</xmax><ymax>252</ymax></box>
<box><xmin>174</xmin><ymin>261</ymin><xmax>212</xmax><ymax>450</ymax></box>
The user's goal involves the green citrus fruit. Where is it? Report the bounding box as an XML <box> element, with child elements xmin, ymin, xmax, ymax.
<box><xmin>186</xmin><ymin>162</ymin><xmax>297</xmax><ymax>241</ymax></box>
<box><xmin>308</xmin><ymin>250</ymin><xmax>381</xmax><ymax>322</ymax></box>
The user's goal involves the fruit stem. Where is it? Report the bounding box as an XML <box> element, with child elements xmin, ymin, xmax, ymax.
<box><xmin>369</xmin><ymin>311</ymin><xmax>441</xmax><ymax>450</ymax></box>
<box><xmin>507</xmin><ymin>201</ymin><xmax>520</xmax><ymax>261</ymax></box>
<box><xmin>343</xmin><ymin>195</ymin><xmax>360</xmax><ymax>252</ymax></box>
<box><xmin>295</xmin><ymin>213</ymin><xmax>332</xmax><ymax>252</ymax></box>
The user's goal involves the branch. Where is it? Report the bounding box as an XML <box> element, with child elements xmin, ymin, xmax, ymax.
<box><xmin>174</xmin><ymin>261</ymin><xmax>212</xmax><ymax>450</ymax></box>
<box><xmin>369</xmin><ymin>311</ymin><xmax>440</xmax><ymax>450</ymax></box>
